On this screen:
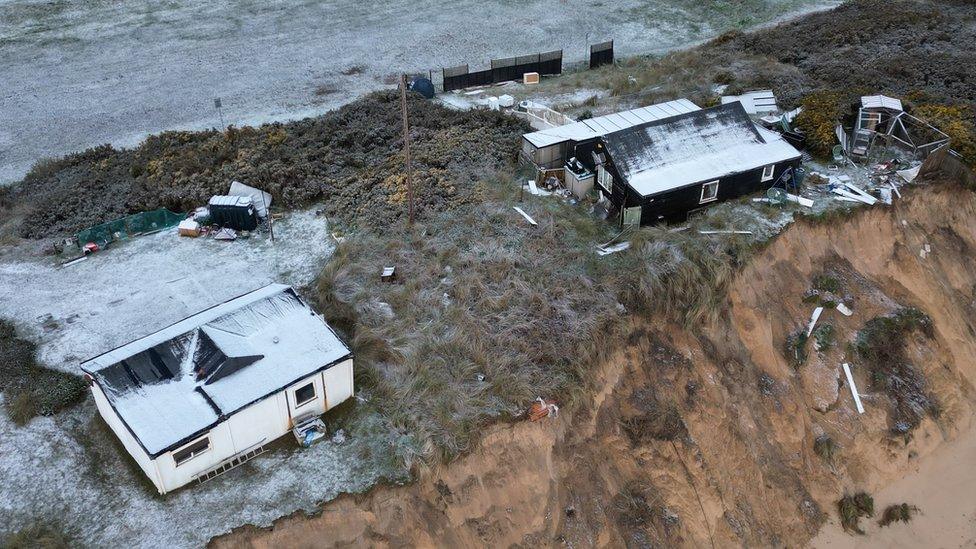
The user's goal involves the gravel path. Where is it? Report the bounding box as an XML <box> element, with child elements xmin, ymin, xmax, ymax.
<box><xmin>1</xmin><ymin>0</ymin><xmax>832</xmax><ymax>184</ymax></box>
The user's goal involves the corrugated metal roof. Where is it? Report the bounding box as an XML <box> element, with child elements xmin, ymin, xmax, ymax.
<box><xmin>861</xmin><ymin>95</ymin><xmax>903</xmax><ymax>111</ymax></box>
<box><xmin>720</xmin><ymin>89</ymin><xmax>778</xmax><ymax>114</ymax></box>
<box><xmin>523</xmin><ymin>99</ymin><xmax>701</xmax><ymax>149</ymax></box>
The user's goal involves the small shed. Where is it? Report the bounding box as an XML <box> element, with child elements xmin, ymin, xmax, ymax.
<box><xmin>209</xmin><ymin>195</ymin><xmax>258</xmax><ymax>231</ymax></box>
<box><xmin>592</xmin><ymin>102</ymin><xmax>802</xmax><ymax>225</ymax></box>
<box><xmin>80</xmin><ymin>284</ymin><xmax>354</xmax><ymax>494</ymax></box>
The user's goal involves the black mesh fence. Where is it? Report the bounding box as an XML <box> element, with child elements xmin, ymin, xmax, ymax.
<box><xmin>443</xmin><ymin>49</ymin><xmax>563</xmax><ymax>92</ymax></box>
<box><xmin>590</xmin><ymin>40</ymin><xmax>614</xmax><ymax>69</ymax></box>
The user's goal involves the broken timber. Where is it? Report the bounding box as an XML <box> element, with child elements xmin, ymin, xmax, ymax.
<box><xmin>513</xmin><ymin>206</ymin><xmax>538</xmax><ymax>226</ymax></box>
<box><xmin>842</xmin><ymin>363</ymin><xmax>865</xmax><ymax>414</ymax></box>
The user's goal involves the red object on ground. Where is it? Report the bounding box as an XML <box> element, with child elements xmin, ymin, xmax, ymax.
<box><xmin>527</xmin><ymin>398</ymin><xmax>558</xmax><ymax>421</ymax></box>
<box><xmin>83</xmin><ymin>242</ymin><xmax>99</xmax><ymax>254</ymax></box>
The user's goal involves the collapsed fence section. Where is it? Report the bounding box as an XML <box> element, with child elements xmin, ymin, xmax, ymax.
<box><xmin>443</xmin><ymin>49</ymin><xmax>563</xmax><ymax>92</ymax></box>
<box><xmin>589</xmin><ymin>40</ymin><xmax>614</xmax><ymax>69</ymax></box>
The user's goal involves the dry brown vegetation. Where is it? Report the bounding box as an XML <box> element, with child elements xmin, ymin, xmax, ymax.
<box><xmin>313</xmin><ymin>179</ymin><xmax>787</xmax><ymax>464</ymax></box>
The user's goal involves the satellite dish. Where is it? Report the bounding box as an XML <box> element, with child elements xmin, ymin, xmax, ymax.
<box><xmin>767</xmin><ymin>187</ymin><xmax>788</xmax><ymax>205</ymax></box>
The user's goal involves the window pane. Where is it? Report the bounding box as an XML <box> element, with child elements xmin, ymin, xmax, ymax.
<box><xmin>174</xmin><ymin>437</ymin><xmax>210</xmax><ymax>465</ymax></box>
<box><xmin>295</xmin><ymin>382</ymin><xmax>316</xmax><ymax>406</ymax></box>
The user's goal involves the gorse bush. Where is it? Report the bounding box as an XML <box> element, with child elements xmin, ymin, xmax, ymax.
<box><xmin>10</xmin><ymin>91</ymin><xmax>529</xmax><ymax>238</ymax></box>
<box><xmin>0</xmin><ymin>320</ymin><xmax>87</xmax><ymax>425</ymax></box>
<box><xmin>794</xmin><ymin>90</ymin><xmax>849</xmax><ymax>158</ymax></box>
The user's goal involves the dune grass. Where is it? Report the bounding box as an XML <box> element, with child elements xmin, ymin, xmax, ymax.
<box><xmin>314</xmin><ymin>172</ymin><xmax>780</xmax><ymax>467</ymax></box>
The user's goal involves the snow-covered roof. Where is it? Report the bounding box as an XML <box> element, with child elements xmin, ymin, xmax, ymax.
<box><xmin>720</xmin><ymin>89</ymin><xmax>778</xmax><ymax>114</ymax></box>
<box><xmin>602</xmin><ymin>102</ymin><xmax>801</xmax><ymax>197</ymax></box>
<box><xmin>81</xmin><ymin>284</ymin><xmax>351</xmax><ymax>457</ymax></box>
<box><xmin>861</xmin><ymin>95</ymin><xmax>903</xmax><ymax>112</ymax></box>
<box><xmin>523</xmin><ymin>99</ymin><xmax>701</xmax><ymax>149</ymax></box>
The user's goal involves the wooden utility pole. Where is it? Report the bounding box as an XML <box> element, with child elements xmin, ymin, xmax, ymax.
<box><xmin>399</xmin><ymin>74</ymin><xmax>415</xmax><ymax>225</ymax></box>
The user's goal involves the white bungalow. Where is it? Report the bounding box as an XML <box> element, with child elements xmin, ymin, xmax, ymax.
<box><xmin>80</xmin><ymin>284</ymin><xmax>353</xmax><ymax>494</ymax></box>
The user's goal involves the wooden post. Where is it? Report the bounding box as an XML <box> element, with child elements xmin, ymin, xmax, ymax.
<box><xmin>400</xmin><ymin>74</ymin><xmax>414</xmax><ymax>225</ymax></box>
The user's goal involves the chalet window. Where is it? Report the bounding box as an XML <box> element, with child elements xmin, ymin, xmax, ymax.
<box><xmin>294</xmin><ymin>382</ymin><xmax>316</xmax><ymax>407</ymax></box>
<box><xmin>173</xmin><ymin>436</ymin><xmax>210</xmax><ymax>466</ymax></box>
<box><xmin>700</xmin><ymin>181</ymin><xmax>719</xmax><ymax>203</ymax></box>
<box><xmin>597</xmin><ymin>166</ymin><xmax>613</xmax><ymax>192</ymax></box>
<box><xmin>761</xmin><ymin>164</ymin><xmax>775</xmax><ymax>182</ymax></box>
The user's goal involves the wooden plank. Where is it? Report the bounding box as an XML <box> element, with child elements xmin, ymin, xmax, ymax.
<box><xmin>842</xmin><ymin>363</ymin><xmax>865</xmax><ymax>414</ymax></box>
<box><xmin>806</xmin><ymin>307</ymin><xmax>824</xmax><ymax>337</ymax></box>
<box><xmin>513</xmin><ymin>206</ymin><xmax>538</xmax><ymax>226</ymax></box>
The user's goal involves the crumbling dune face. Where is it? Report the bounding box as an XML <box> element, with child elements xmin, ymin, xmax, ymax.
<box><xmin>213</xmin><ymin>184</ymin><xmax>976</xmax><ymax>548</ymax></box>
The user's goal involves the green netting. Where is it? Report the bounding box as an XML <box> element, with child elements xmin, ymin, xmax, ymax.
<box><xmin>76</xmin><ymin>208</ymin><xmax>184</xmax><ymax>248</ymax></box>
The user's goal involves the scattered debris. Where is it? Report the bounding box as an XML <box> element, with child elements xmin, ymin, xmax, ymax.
<box><xmin>229</xmin><ymin>181</ymin><xmax>273</xmax><ymax>218</ymax></box>
<box><xmin>178</xmin><ymin>219</ymin><xmax>201</xmax><ymax>237</ymax></box>
<box><xmin>60</xmin><ymin>256</ymin><xmax>88</xmax><ymax>268</ymax></box>
<box><xmin>786</xmin><ymin>193</ymin><xmax>814</xmax><ymax>208</ymax></box>
<box><xmin>842</xmin><ymin>363</ymin><xmax>865</xmax><ymax>414</ymax></box>
<box><xmin>527</xmin><ymin>397</ymin><xmax>558</xmax><ymax>421</ymax></box>
<box><xmin>293</xmin><ymin>415</ymin><xmax>328</xmax><ymax>448</ymax></box>
<box><xmin>720</xmin><ymin>89</ymin><xmax>778</xmax><ymax>114</ymax></box>
<box><xmin>513</xmin><ymin>206</ymin><xmax>538</xmax><ymax>226</ymax></box>
<box><xmin>806</xmin><ymin>306</ymin><xmax>824</xmax><ymax>337</ymax></box>
<box><xmin>836</xmin><ymin>303</ymin><xmax>854</xmax><ymax>317</ymax></box>
<box><xmin>698</xmin><ymin>230</ymin><xmax>753</xmax><ymax>235</ymax></box>
<box><xmin>381</xmin><ymin>266</ymin><xmax>396</xmax><ymax>282</ymax></box>
<box><xmin>213</xmin><ymin>227</ymin><xmax>238</xmax><ymax>241</ymax></box>
<box><xmin>596</xmin><ymin>242</ymin><xmax>631</xmax><ymax>256</ymax></box>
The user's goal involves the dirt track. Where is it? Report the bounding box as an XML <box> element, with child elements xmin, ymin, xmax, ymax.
<box><xmin>0</xmin><ymin>0</ymin><xmax>835</xmax><ymax>184</ymax></box>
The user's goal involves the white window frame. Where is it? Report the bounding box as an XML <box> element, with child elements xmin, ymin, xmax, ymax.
<box><xmin>761</xmin><ymin>164</ymin><xmax>775</xmax><ymax>182</ymax></box>
<box><xmin>172</xmin><ymin>435</ymin><xmax>211</xmax><ymax>467</ymax></box>
<box><xmin>700</xmin><ymin>180</ymin><xmax>719</xmax><ymax>204</ymax></box>
<box><xmin>293</xmin><ymin>381</ymin><xmax>316</xmax><ymax>408</ymax></box>
<box><xmin>597</xmin><ymin>165</ymin><xmax>613</xmax><ymax>193</ymax></box>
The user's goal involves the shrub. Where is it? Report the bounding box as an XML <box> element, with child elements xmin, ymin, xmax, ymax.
<box><xmin>838</xmin><ymin>492</ymin><xmax>874</xmax><ymax>534</ymax></box>
<box><xmin>794</xmin><ymin>90</ymin><xmax>848</xmax><ymax>158</ymax></box>
<box><xmin>621</xmin><ymin>402</ymin><xmax>687</xmax><ymax>444</ymax></box>
<box><xmin>2</xmin><ymin>522</ymin><xmax>75</xmax><ymax>549</ymax></box>
<box><xmin>813</xmin><ymin>324</ymin><xmax>835</xmax><ymax>352</ymax></box>
<box><xmin>783</xmin><ymin>329</ymin><xmax>809</xmax><ymax>368</ymax></box>
<box><xmin>813</xmin><ymin>434</ymin><xmax>838</xmax><ymax>464</ymax></box>
<box><xmin>0</xmin><ymin>320</ymin><xmax>87</xmax><ymax>425</ymax></box>
<box><xmin>855</xmin><ymin>307</ymin><xmax>937</xmax><ymax>432</ymax></box>
<box><xmin>879</xmin><ymin>503</ymin><xmax>918</xmax><ymax>527</ymax></box>
<box><xmin>912</xmin><ymin>104</ymin><xmax>976</xmax><ymax>171</ymax></box>
<box><xmin>812</xmin><ymin>274</ymin><xmax>840</xmax><ymax>294</ymax></box>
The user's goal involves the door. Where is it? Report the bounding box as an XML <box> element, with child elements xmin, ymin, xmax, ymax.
<box><xmin>623</xmin><ymin>205</ymin><xmax>642</xmax><ymax>226</ymax></box>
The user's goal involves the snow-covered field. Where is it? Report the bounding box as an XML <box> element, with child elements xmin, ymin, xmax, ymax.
<box><xmin>0</xmin><ymin>211</ymin><xmax>407</xmax><ymax>547</ymax></box>
<box><xmin>0</xmin><ymin>0</ymin><xmax>835</xmax><ymax>184</ymax></box>
<box><xmin>0</xmin><ymin>210</ymin><xmax>334</xmax><ymax>369</ymax></box>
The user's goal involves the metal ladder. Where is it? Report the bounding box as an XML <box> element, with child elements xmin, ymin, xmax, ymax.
<box><xmin>194</xmin><ymin>442</ymin><xmax>268</xmax><ymax>485</ymax></box>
